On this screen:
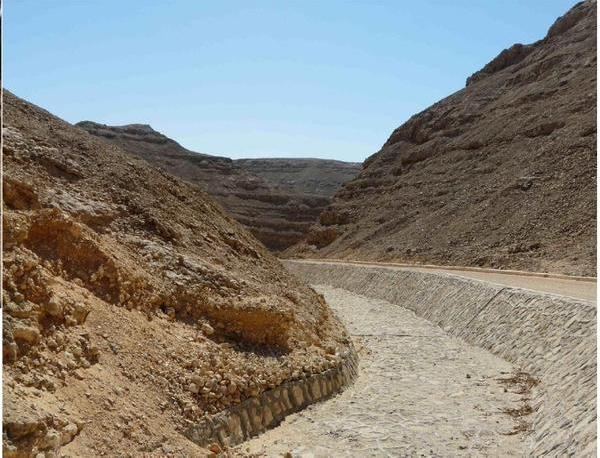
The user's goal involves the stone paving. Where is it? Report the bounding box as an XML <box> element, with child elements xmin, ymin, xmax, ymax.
<box><xmin>243</xmin><ymin>286</ymin><xmax>528</xmax><ymax>457</ymax></box>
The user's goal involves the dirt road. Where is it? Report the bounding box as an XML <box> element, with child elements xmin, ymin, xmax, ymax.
<box><xmin>291</xmin><ymin>259</ymin><xmax>596</xmax><ymax>302</ymax></box>
<box><xmin>241</xmin><ymin>286</ymin><xmax>532</xmax><ymax>456</ymax></box>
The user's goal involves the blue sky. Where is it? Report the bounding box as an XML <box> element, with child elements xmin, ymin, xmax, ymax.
<box><xmin>5</xmin><ymin>1</ymin><xmax>575</xmax><ymax>161</ymax></box>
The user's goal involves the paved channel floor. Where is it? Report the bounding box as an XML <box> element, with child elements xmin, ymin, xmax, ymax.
<box><xmin>241</xmin><ymin>286</ymin><xmax>531</xmax><ymax>457</ymax></box>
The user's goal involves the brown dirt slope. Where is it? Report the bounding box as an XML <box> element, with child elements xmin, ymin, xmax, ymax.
<box><xmin>3</xmin><ymin>91</ymin><xmax>352</xmax><ymax>457</ymax></box>
<box><xmin>290</xmin><ymin>1</ymin><xmax>597</xmax><ymax>276</ymax></box>
<box><xmin>76</xmin><ymin>122</ymin><xmax>360</xmax><ymax>251</ymax></box>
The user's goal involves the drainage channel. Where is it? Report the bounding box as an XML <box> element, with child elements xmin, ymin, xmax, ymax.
<box><xmin>240</xmin><ymin>286</ymin><xmax>532</xmax><ymax>457</ymax></box>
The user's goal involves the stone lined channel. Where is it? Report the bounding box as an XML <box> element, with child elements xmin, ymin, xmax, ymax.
<box><xmin>241</xmin><ymin>286</ymin><xmax>530</xmax><ymax>456</ymax></box>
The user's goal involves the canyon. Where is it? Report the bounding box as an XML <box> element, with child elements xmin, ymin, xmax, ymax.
<box><xmin>76</xmin><ymin>121</ymin><xmax>360</xmax><ymax>251</ymax></box>
<box><xmin>2</xmin><ymin>1</ymin><xmax>597</xmax><ymax>456</ymax></box>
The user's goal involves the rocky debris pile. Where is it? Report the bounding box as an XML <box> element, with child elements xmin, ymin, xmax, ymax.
<box><xmin>3</xmin><ymin>91</ymin><xmax>353</xmax><ymax>457</ymax></box>
<box><xmin>290</xmin><ymin>1</ymin><xmax>597</xmax><ymax>276</ymax></box>
<box><xmin>77</xmin><ymin>122</ymin><xmax>360</xmax><ymax>251</ymax></box>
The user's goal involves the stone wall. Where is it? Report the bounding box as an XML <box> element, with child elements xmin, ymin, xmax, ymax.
<box><xmin>184</xmin><ymin>350</ymin><xmax>358</xmax><ymax>449</ymax></box>
<box><xmin>284</xmin><ymin>260</ymin><xmax>596</xmax><ymax>456</ymax></box>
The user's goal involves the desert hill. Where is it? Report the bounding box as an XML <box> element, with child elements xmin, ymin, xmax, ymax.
<box><xmin>3</xmin><ymin>91</ymin><xmax>354</xmax><ymax>456</ymax></box>
<box><xmin>236</xmin><ymin>158</ymin><xmax>361</xmax><ymax>198</ymax></box>
<box><xmin>76</xmin><ymin>121</ymin><xmax>360</xmax><ymax>251</ymax></box>
<box><xmin>290</xmin><ymin>0</ymin><xmax>597</xmax><ymax>276</ymax></box>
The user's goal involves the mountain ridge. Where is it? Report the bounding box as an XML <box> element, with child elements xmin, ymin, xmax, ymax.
<box><xmin>76</xmin><ymin>121</ymin><xmax>361</xmax><ymax>251</ymax></box>
<box><xmin>289</xmin><ymin>0</ymin><xmax>597</xmax><ymax>276</ymax></box>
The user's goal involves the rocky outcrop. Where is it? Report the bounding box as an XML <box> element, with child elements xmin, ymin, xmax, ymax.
<box><xmin>76</xmin><ymin>122</ymin><xmax>360</xmax><ymax>251</ymax></box>
<box><xmin>291</xmin><ymin>1</ymin><xmax>597</xmax><ymax>276</ymax></box>
<box><xmin>466</xmin><ymin>43</ymin><xmax>535</xmax><ymax>86</ymax></box>
<box><xmin>3</xmin><ymin>91</ymin><xmax>355</xmax><ymax>457</ymax></box>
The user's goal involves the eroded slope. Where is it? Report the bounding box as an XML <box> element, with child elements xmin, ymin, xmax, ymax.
<box><xmin>2</xmin><ymin>91</ymin><xmax>353</xmax><ymax>457</ymax></box>
<box><xmin>235</xmin><ymin>158</ymin><xmax>361</xmax><ymax>198</ymax></box>
<box><xmin>292</xmin><ymin>1</ymin><xmax>597</xmax><ymax>276</ymax></box>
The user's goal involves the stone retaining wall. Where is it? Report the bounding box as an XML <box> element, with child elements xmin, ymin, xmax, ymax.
<box><xmin>184</xmin><ymin>350</ymin><xmax>358</xmax><ymax>449</ymax></box>
<box><xmin>285</xmin><ymin>260</ymin><xmax>596</xmax><ymax>456</ymax></box>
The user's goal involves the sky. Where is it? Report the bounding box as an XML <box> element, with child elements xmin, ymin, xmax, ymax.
<box><xmin>5</xmin><ymin>0</ymin><xmax>576</xmax><ymax>162</ymax></box>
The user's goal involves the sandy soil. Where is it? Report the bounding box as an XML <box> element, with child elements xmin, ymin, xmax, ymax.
<box><xmin>241</xmin><ymin>286</ymin><xmax>533</xmax><ymax>456</ymax></box>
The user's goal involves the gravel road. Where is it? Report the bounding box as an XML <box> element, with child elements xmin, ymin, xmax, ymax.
<box><xmin>241</xmin><ymin>286</ymin><xmax>532</xmax><ymax>457</ymax></box>
<box><xmin>292</xmin><ymin>259</ymin><xmax>596</xmax><ymax>303</ymax></box>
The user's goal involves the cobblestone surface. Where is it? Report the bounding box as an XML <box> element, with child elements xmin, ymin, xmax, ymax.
<box><xmin>243</xmin><ymin>286</ymin><xmax>528</xmax><ymax>457</ymax></box>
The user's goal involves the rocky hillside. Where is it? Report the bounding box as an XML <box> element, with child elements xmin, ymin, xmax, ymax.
<box><xmin>3</xmin><ymin>91</ymin><xmax>354</xmax><ymax>457</ymax></box>
<box><xmin>291</xmin><ymin>1</ymin><xmax>597</xmax><ymax>276</ymax></box>
<box><xmin>76</xmin><ymin>122</ymin><xmax>360</xmax><ymax>251</ymax></box>
<box><xmin>236</xmin><ymin>158</ymin><xmax>361</xmax><ymax>198</ymax></box>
